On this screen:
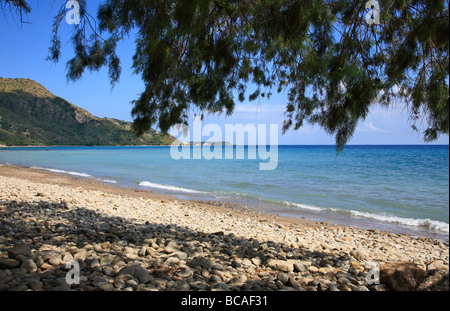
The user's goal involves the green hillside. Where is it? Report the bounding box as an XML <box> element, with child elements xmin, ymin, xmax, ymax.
<box><xmin>0</xmin><ymin>78</ymin><xmax>176</xmax><ymax>146</ymax></box>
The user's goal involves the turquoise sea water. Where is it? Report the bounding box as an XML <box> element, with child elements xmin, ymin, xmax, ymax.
<box><xmin>1</xmin><ymin>145</ymin><xmax>448</xmax><ymax>240</ymax></box>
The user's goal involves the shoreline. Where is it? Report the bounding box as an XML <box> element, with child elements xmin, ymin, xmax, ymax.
<box><xmin>0</xmin><ymin>164</ymin><xmax>449</xmax><ymax>291</ymax></box>
<box><xmin>1</xmin><ymin>163</ymin><xmax>449</xmax><ymax>241</ymax></box>
<box><xmin>0</xmin><ymin>145</ymin><xmax>173</xmax><ymax>148</ymax></box>
<box><xmin>0</xmin><ymin>164</ymin><xmax>323</xmax><ymax>231</ymax></box>
<box><xmin>3</xmin><ymin>163</ymin><xmax>448</xmax><ymax>241</ymax></box>
<box><xmin>1</xmin><ymin>145</ymin><xmax>448</xmax><ymax>241</ymax></box>
<box><xmin>4</xmin><ymin>157</ymin><xmax>448</xmax><ymax>242</ymax></box>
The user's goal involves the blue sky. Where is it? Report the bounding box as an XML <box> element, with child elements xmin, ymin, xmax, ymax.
<box><xmin>0</xmin><ymin>1</ymin><xmax>448</xmax><ymax>145</ymax></box>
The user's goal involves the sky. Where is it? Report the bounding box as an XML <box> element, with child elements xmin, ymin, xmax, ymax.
<box><xmin>0</xmin><ymin>1</ymin><xmax>448</xmax><ymax>145</ymax></box>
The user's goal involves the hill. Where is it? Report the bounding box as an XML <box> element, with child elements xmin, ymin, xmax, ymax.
<box><xmin>0</xmin><ymin>78</ymin><xmax>176</xmax><ymax>146</ymax></box>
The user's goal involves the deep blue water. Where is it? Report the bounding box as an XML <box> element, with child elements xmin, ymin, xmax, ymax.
<box><xmin>1</xmin><ymin>145</ymin><xmax>448</xmax><ymax>239</ymax></box>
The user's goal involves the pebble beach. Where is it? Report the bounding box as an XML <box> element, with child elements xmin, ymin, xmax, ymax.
<box><xmin>0</xmin><ymin>164</ymin><xmax>448</xmax><ymax>291</ymax></box>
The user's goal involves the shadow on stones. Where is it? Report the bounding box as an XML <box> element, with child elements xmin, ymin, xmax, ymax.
<box><xmin>0</xmin><ymin>199</ymin><xmax>448</xmax><ymax>291</ymax></box>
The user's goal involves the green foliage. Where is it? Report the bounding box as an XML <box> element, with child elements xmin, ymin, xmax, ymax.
<box><xmin>3</xmin><ymin>1</ymin><xmax>449</xmax><ymax>147</ymax></box>
<box><xmin>0</xmin><ymin>78</ymin><xmax>176</xmax><ymax>146</ymax></box>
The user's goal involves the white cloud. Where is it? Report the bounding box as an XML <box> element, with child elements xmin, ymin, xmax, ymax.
<box><xmin>356</xmin><ymin>121</ymin><xmax>391</xmax><ymax>134</ymax></box>
<box><xmin>234</xmin><ymin>104</ymin><xmax>284</xmax><ymax>113</ymax></box>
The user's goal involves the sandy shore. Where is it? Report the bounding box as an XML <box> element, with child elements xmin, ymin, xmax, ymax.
<box><xmin>0</xmin><ymin>164</ymin><xmax>448</xmax><ymax>291</ymax></box>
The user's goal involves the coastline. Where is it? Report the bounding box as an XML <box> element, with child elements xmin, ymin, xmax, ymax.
<box><xmin>0</xmin><ymin>145</ymin><xmax>173</xmax><ymax>148</ymax></box>
<box><xmin>0</xmin><ymin>164</ymin><xmax>449</xmax><ymax>291</ymax></box>
<box><xmin>2</xmin><ymin>145</ymin><xmax>448</xmax><ymax>241</ymax></box>
<box><xmin>0</xmin><ymin>164</ymin><xmax>323</xmax><ymax>230</ymax></box>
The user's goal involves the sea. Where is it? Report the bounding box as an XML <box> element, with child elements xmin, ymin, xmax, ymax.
<box><xmin>1</xmin><ymin>145</ymin><xmax>448</xmax><ymax>241</ymax></box>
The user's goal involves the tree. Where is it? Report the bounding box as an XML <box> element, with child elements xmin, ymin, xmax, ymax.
<box><xmin>0</xmin><ymin>0</ymin><xmax>31</xmax><ymax>23</ymax></box>
<box><xmin>3</xmin><ymin>0</ymin><xmax>449</xmax><ymax>148</ymax></box>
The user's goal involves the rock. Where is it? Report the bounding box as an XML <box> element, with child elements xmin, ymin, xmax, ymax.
<box><xmin>103</xmin><ymin>266</ymin><xmax>116</xmax><ymax>277</ymax></box>
<box><xmin>349</xmin><ymin>250</ymin><xmax>366</xmax><ymax>261</ymax></box>
<box><xmin>308</xmin><ymin>279</ymin><xmax>320</xmax><ymax>288</ymax></box>
<box><xmin>416</xmin><ymin>269</ymin><xmax>449</xmax><ymax>291</ymax></box>
<box><xmin>293</xmin><ymin>262</ymin><xmax>306</xmax><ymax>272</ymax></box>
<box><xmin>0</xmin><ymin>258</ymin><xmax>20</xmax><ymax>269</ymax></box>
<box><xmin>277</xmin><ymin>273</ymin><xmax>290</xmax><ymax>285</ymax></box>
<box><xmin>126</xmin><ymin>279</ymin><xmax>139</xmax><ymax>288</ymax></box>
<box><xmin>21</xmin><ymin>258</ymin><xmax>37</xmax><ymax>273</ymax></box>
<box><xmin>113</xmin><ymin>278</ymin><xmax>126</xmax><ymax>289</ymax></box>
<box><xmin>372</xmin><ymin>284</ymin><xmax>387</xmax><ymax>291</ymax></box>
<box><xmin>100</xmin><ymin>254</ymin><xmax>119</xmax><ymax>266</ymax></box>
<box><xmin>287</xmin><ymin>277</ymin><xmax>300</xmax><ymax>289</ymax></box>
<box><xmin>328</xmin><ymin>283</ymin><xmax>340</xmax><ymax>291</ymax></box>
<box><xmin>209</xmin><ymin>275</ymin><xmax>222</xmax><ymax>283</ymax></box>
<box><xmin>138</xmin><ymin>246</ymin><xmax>147</xmax><ymax>257</ymax></box>
<box><xmin>27</xmin><ymin>280</ymin><xmax>43</xmax><ymax>291</ymax></box>
<box><xmin>40</xmin><ymin>263</ymin><xmax>53</xmax><ymax>270</ymax></box>
<box><xmin>117</xmin><ymin>265</ymin><xmax>137</xmax><ymax>277</ymax></box>
<box><xmin>117</xmin><ymin>265</ymin><xmax>152</xmax><ymax>284</ymax></box>
<box><xmin>190</xmin><ymin>257</ymin><xmax>213</xmax><ymax>270</ymax></box>
<box><xmin>251</xmin><ymin>257</ymin><xmax>262</xmax><ymax>266</ymax></box>
<box><xmin>62</xmin><ymin>252</ymin><xmax>74</xmax><ymax>264</ymax></box>
<box><xmin>177</xmin><ymin>269</ymin><xmax>193</xmax><ymax>278</ymax></box>
<box><xmin>89</xmin><ymin>259</ymin><xmax>100</xmax><ymax>268</ymax></box>
<box><xmin>35</xmin><ymin>256</ymin><xmax>44</xmax><ymax>268</ymax></box>
<box><xmin>211</xmin><ymin>282</ymin><xmax>229</xmax><ymax>291</ymax></box>
<box><xmin>241</xmin><ymin>258</ymin><xmax>252</xmax><ymax>267</ymax></box>
<box><xmin>50</xmin><ymin>284</ymin><xmax>71</xmax><ymax>291</ymax></box>
<box><xmin>0</xmin><ymin>271</ymin><xmax>12</xmax><ymax>284</ymax></box>
<box><xmin>96</xmin><ymin>282</ymin><xmax>115</xmax><ymax>291</ymax></box>
<box><xmin>170</xmin><ymin>251</ymin><xmax>188</xmax><ymax>261</ymax></box>
<box><xmin>276</xmin><ymin>261</ymin><xmax>293</xmax><ymax>272</ymax></box>
<box><xmin>48</xmin><ymin>255</ymin><xmax>61</xmax><ymax>266</ymax></box>
<box><xmin>239</xmin><ymin>274</ymin><xmax>248</xmax><ymax>283</ymax></box>
<box><xmin>7</xmin><ymin>243</ymin><xmax>31</xmax><ymax>259</ymax></box>
<box><xmin>429</xmin><ymin>261</ymin><xmax>448</xmax><ymax>271</ymax></box>
<box><xmin>319</xmin><ymin>259</ymin><xmax>333</xmax><ymax>267</ymax></box>
<box><xmin>266</xmin><ymin>259</ymin><xmax>295</xmax><ymax>272</ymax></box>
<box><xmin>228</xmin><ymin>277</ymin><xmax>244</xmax><ymax>287</ymax></box>
<box><xmin>174</xmin><ymin>279</ymin><xmax>190</xmax><ymax>291</ymax></box>
<box><xmin>380</xmin><ymin>262</ymin><xmax>426</xmax><ymax>291</ymax></box>
<box><xmin>337</xmin><ymin>276</ymin><xmax>351</xmax><ymax>290</ymax></box>
<box><xmin>165</xmin><ymin>257</ymin><xmax>181</xmax><ymax>265</ymax></box>
<box><xmin>164</xmin><ymin>246</ymin><xmax>177</xmax><ymax>254</ymax></box>
<box><xmin>317</xmin><ymin>281</ymin><xmax>328</xmax><ymax>291</ymax></box>
<box><xmin>350</xmin><ymin>261</ymin><xmax>363</xmax><ymax>271</ymax></box>
<box><xmin>212</xmin><ymin>263</ymin><xmax>225</xmax><ymax>271</ymax></box>
<box><xmin>231</xmin><ymin>260</ymin><xmax>241</xmax><ymax>268</ymax></box>
<box><xmin>348</xmin><ymin>266</ymin><xmax>359</xmax><ymax>275</ymax></box>
<box><xmin>355</xmin><ymin>285</ymin><xmax>370</xmax><ymax>291</ymax></box>
<box><xmin>10</xmin><ymin>285</ymin><xmax>29</xmax><ymax>291</ymax></box>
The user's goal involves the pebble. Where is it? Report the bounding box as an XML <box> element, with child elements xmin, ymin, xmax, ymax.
<box><xmin>7</xmin><ymin>243</ymin><xmax>31</xmax><ymax>259</ymax></box>
<box><xmin>21</xmin><ymin>258</ymin><xmax>37</xmax><ymax>273</ymax></box>
<box><xmin>174</xmin><ymin>280</ymin><xmax>190</xmax><ymax>291</ymax></box>
<box><xmin>350</xmin><ymin>249</ymin><xmax>367</xmax><ymax>261</ymax></box>
<box><xmin>277</xmin><ymin>273</ymin><xmax>290</xmax><ymax>284</ymax></box>
<box><xmin>96</xmin><ymin>282</ymin><xmax>115</xmax><ymax>291</ymax></box>
<box><xmin>177</xmin><ymin>269</ymin><xmax>193</xmax><ymax>278</ymax></box>
<box><xmin>0</xmin><ymin>259</ymin><xmax>20</xmax><ymax>269</ymax></box>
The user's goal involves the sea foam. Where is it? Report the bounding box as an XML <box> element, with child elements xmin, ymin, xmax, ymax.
<box><xmin>284</xmin><ymin>201</ymin><xmax>449</xmax><ymax>233</ymax></box>
<box><xmin>32</xmin><ymin>166</ymin><xmax>92</xmax><ymax>178</ymax></box>
<box><xmin>139</xmin><ymin>181</ymin><xmax>206</xmax><ymax>194</ymax></box>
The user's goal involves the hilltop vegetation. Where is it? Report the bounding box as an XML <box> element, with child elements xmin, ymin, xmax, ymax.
<box><xmin>0</xmin><ymin>78</ymin><xmax>176</xmax><ymax>146</ymax></box>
